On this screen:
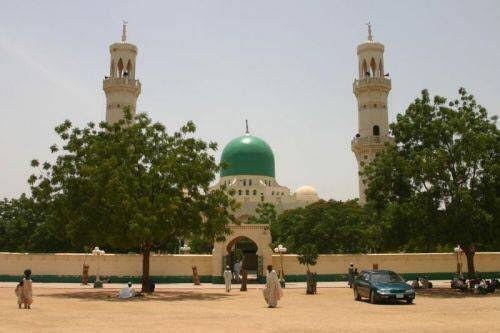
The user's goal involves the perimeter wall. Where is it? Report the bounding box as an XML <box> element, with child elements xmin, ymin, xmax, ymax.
<box><xmin>0</xmin><ymin>252</ymin><xmax>498</xmax><ymax>283</ymax></box>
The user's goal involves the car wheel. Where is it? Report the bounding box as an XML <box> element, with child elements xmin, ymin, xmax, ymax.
<box><xmin>369</xmin><ymin>290</ymin><xmax>378</xmax><ymax>304</ymax></box>
<box><xmin>354</xmin><ymin>287</ymin><xmax>361</xmax><ymax>301</ymax></box>
<box><xmin>406</xmin><ymin>298</ymin><xmax>413</xmax><ymax>304</ymax></box>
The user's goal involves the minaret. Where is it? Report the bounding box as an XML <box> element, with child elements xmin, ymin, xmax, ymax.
<box><xmin>351</xmin><ymin>23</ymin><xmax>393</xmax><ymax>205</ymax></box>
<box><xmin>103</xmin><ymin>21</ymin><xmax>141</xmax><ymax>124</ymax></box>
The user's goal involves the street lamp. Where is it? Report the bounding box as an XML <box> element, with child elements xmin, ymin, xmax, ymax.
<box><xmin>180</xmin><ymin>243</ymin><xmax>191</xmax><ymax>254</ymax></box>
<box><xmin>274</xmin><ymin>244</ymin><xmax>287</xmax><ymax>287</ymax></box>
<box><xmin>453</xmin><ymin>245</ymin><xmax>463</xmax><ymax>275</ymax></box>
<box><xmin>91</xmin><ymin>246</ymin><xmax>105</xmax><ymax>288</ymax></box>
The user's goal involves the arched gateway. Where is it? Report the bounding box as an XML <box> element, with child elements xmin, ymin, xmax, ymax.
<box><xmin>212</xmin><ymin>224</ymin><xmax>273</xmax><ymax>283</ymax></box>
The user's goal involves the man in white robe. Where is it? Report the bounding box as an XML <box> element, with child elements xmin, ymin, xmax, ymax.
<box><xmin>118</xmin><ymin>282</ymin><xmax>135</xmax><ymax>299</ymax></box>
<box><xmin>263</xmin><ymin>265</ymin><xmax>283</xmax><ymax>308</ymax></box>
<box><xmin>233</xmin><ymin>260</ymin><xmax>242</xmax><ymax>282</ymax></box>
<box><xmin>223</xmin><ymin>266</ymin><xmax>232</xmax><ymax>292</ymax></box>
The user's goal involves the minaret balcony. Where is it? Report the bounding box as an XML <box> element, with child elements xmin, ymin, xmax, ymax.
<box><xmin>351</xmin><ymin>135</ymin><xmax>394</xmax><ymax>147</ymax></box>
<box><xmin>103</xmin><ymin>77</ymin><xmax>141</xmax><ymax>91</ymax></box>
<box><xmin>353</xmin><ymin>77</ymin><xmax>391</xmax><ymax>94</ymax></box>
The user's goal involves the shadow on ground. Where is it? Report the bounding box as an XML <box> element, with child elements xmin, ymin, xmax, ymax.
<box><xmin>38</xmin><ymin>290</ymin><xmax>233</xmax><ymax>302</ymax></box>
<box><xmin>416</xmin><ymin>288</ymin><xmax>500</xmax><ymax>298</ymax></box>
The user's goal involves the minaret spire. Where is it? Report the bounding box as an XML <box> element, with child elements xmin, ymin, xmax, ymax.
<box><xmin>366</xmin><ymin>21</ymin><xmax>373</xmax><ymax>41</ymax></box>
<box><xmin>245</xmin><ymin>119</ymin><xmax>249</xmax><ymax>134</ymax></box>
<box><xmin>121</xmin><ymin>20</ymin><xmax>128</xmax><ymax>42</ymax></box>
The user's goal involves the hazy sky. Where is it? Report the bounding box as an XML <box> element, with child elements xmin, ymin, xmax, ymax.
<box><xmin>1</xmin><ymin>0</ymin><xmax>499</xmax><ymax>200</ymax></box>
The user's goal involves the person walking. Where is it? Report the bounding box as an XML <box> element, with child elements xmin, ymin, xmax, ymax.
<box><xmin>348</xmin><ymin>263</ymin><xmax>355</xmax><ymax>288</ymax></box>
<box><xmin>223</xmin><ymin>266</ymin><xmax>232</xmax><ymax>292</ymax></box>
<box><xmin>22</xmin><ymin>269</ymin><xmax>33</xmax><ymax>309</ymax></box>
<box><xmin>263</xmin><ymin>265</ymin><xmax>282</xmax><ymax>308</ymax></box>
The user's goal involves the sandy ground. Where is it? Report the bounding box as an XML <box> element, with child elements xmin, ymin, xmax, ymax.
<box><xmin>0</xmin><ymin>284</ymin><xmax>498</xmax><ymax>333</ymax></box>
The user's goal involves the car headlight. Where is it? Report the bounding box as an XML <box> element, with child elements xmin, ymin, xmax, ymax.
<box><xmin>377</xmin><ymin>289</ymin><xmax>392</xmax><ymax>295</ymax></box>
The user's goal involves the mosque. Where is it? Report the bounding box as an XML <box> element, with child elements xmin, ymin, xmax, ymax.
<box><xmin>102</xmin><ymin>22</ymin><xmax>391</xmax><ymax>278</ymax></box>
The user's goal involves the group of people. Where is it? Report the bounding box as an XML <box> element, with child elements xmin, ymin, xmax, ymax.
<box><xmin>224</xmin><ymin>264</ymin><xmax>283</xmax><ymax>308</ymax></box>
<box><xmin>15</xmin><ymin>265</ymin><xmax>284</xmax><ymax>308</ymax></box>
<box><xmin>14</xmin><ymin>269</ymin><xmax>33</xmax><ymax>309</ymax></box>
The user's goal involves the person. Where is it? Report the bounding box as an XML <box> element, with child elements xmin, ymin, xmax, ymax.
<box><xmin>14</xmin><ymin>280</ymin><xmax>25</xmax><ymax>309</ymax></box>
<box><xmin>22</xmin><ymin>269</ymin><xmax>33</xmax><ymax>309</ymax></box>
<box><xmin>347</xmin><ymin>263</ymin><xmax>355</xmax><ymax>288</ymax></box>
<box><xmin>118</xmin><ymin>282</ymin><xmax>135</xmax><ymax>299</ymax></box>
<box><xmin>263</xmin><ymin>265</ymin><xmax>282</xmax><ymax>308</ymax></box>
<box><xmin>223</xmin><ymin>266</ymin><xmax>232</xmax><ymax>292</ymax></box>
<box><xmin>233</xmin><ymin>260</ymin><xmax>242</xmax><ymax>282</ymax></box>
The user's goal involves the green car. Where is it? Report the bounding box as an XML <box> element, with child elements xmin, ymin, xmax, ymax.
<box><xmin>353</xmin><ymin>270</ymin><xmax>415</xmax><ymax>304</ymax></box>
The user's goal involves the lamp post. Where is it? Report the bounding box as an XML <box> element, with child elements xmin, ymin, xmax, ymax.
<box><xmin>274</xmin><ymin>244</ymin><xmax>287</xmax><ymax>287</ymax></box>
<box><xmin>91</xmin><ymin>246</ymin><xmax>105</xmax><ymax>288</ymax></box>
<box><xmin>453</xmin><ymin>245</ymin><xmax>463</xmax><ymax>275</ymax></box>
<box><xmin>180</xmin><ymin>243</ymin><xmax>191</xmax><ymax>254</ymax></box>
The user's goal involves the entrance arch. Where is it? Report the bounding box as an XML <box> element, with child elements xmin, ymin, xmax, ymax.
<box><xmin>226</xmin><ymin>236</ymin><xmax>259</xmax><ymax>274</ymax></box>
<box><xmin>212</xmin><ymin>224</ymin><xmax>273</xmax><ymax>283</ymax></box>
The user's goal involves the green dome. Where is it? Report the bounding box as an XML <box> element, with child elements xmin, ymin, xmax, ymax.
<box><xmin>220</xmin><ymin>134</ymin><xmax>275</xmax><ymax>178</ymax></box>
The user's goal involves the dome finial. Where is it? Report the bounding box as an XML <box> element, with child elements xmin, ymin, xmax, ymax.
<box><xmin>121</xmin><ymin>20</ymin><xmax>128</xmax><ymax>42</ymax></box>
<box><xmin>245</xmin><ymin>119</ymin><xmax>250</xmax><ymax>135</ymax></box>
<box><xmin>366</xmin><ymin>21</ymin><xmax>373</xmax><ymax>41</ymax></box>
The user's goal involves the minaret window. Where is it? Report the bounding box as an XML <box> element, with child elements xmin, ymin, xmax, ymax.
<box><xmin>373</xmin><ymin>125</ymin><xmax>380</xmax><ymax>136</ymax></box>
<box><xmin>126</xmin><ymin>60</ymin><xmax>132</xmax><ymax>78</ymax></box>
<box><xmin>361</xmin><ymin>59</ymin><xmax>368</xmax><ymax>78</ymax></box>
<box><xmin>117</xmin><ymin>58</ymin><xmax>124</xmax><ymax>77</ymax></box>
<box><xmin>370</xmin><ymin>58</ymin><xmax>377</xmax><ymax>77</ymax></box>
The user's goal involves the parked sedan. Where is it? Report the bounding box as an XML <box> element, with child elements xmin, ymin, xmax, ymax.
<box><xmin>353</xmin><ymin>270</ymin><xmax>415</xmax><ymax>304</ymax></box>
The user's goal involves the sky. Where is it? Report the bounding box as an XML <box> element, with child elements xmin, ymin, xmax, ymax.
<box><xmin>1</xmin><ymin>0</ymin><xmax>499</xmax><ymax>201</ymax></box>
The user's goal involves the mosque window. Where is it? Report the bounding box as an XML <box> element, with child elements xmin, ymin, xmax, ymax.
<box><xmin>238</xmin><ymin>190</ymin><xmax>242</xmax><ymax>195</ymax></box>
<box><xmin>272</xmin><ymin>191</ymin><xmax>274</xmax><ymax>195</ymax></box>
<box><xmin>243</xmin><ymin>180</ymin><xmax>246</xmax><ymax>186</ymax></box>
<box><xmin>253</xmin><ymin>190</ymin><xmax>257</xmax><ymax>195</ymax></box>
<box><xmin>373</xmin><ymin>125</ymin><xmax>380</xmax><ymax>136</ymax></box>
<box><xmin>249</xmin><ymin>179</ymin><xmax>252</xmax><ymax>186</ymax></box>
<box><xmin>246</xmin><ymin>190</ymin><xmax>249</xmax><ymax>195</ymax></box>
<box><xmin>374</xmin><ymin>104</ymin><xmax>377</xmax><ymax>108</ymax></box>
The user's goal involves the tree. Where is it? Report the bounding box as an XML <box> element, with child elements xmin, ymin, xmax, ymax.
<box><xmin>247</xmin><ymin>202</ymin><xmax>277</xmax><ymax>224</ymax></box>
<box><xmin>297</xmin><ymin>244</ymin><xmax>319</xmax><ymax>294</ymax></box>
<box><xmin>297</xmin><ymin>244</ymin><xmax>318</xmax><ymax>273</ymax></box>
<box><xmin>0</xmin><ymin>194</ymin><xmax>71</xmax><ymax>253</ymax></box>
<box><xmin>271</xmin><ymin>200</ymin><xmax>372</xmax><ymax>253</ymax></box>
<box><xmin>364</xmin><ymin>88</ymin><xmax>500</xmax><ymax>277</ymax></box>
<box><xmin>29</xmin><ymin>109</ymin><xmax>237</xmax><ymax>291</ymax></box>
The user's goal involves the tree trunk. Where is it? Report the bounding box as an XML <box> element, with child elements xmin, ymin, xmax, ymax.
<box><xmin>142</xmin><ymin>246</ymin><xmax>151</xmax><ymax>292</ymax></box>
<box><xmin>462</xmin><ymin>245</ymin><xmax>476</xmax><ymax>279</ymax></box>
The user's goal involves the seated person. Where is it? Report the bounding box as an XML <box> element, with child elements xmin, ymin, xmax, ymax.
<box><xmin>118</xmin><ymin>282</ymin><xmax>135</xmax><ymax>299</ymax></box>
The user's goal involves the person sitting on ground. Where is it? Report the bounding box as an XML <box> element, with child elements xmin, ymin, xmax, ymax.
<box><xmin>22</xmin><ymin>269</ymin><xmax>33</xmax><ymax>309</ymax></box>
<box><xmin>14</xmin><ymin>280</ymin><xmax>25</xmax><ymax>309</ymax></box>
<box><xmin>118</xmin><ymin>282</ymin><xmax>135</xmax><ymax>299</ymax></box>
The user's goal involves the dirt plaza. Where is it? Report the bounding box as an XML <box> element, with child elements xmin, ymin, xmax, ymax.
<box><xmin>0</xmin><ymin>283</ymin><xmax>498</xmax><ymax>333</ymax></box>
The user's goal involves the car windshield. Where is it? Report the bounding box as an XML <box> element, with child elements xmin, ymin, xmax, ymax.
<box><xmin>370</xmin><ymin>272</ymin><xmax>404</xmax><ymax>283</ymax></box>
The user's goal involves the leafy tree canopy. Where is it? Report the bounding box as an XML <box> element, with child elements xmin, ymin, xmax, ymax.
<box><xmin>363</xmin><ymin>88</ymin><xmax>500</xmax><ymax>276</ymax></box>
<box><xmin>29</xmin><ymin>109</ymin><xmax>237</xmax><ymax>290</ymax></box>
